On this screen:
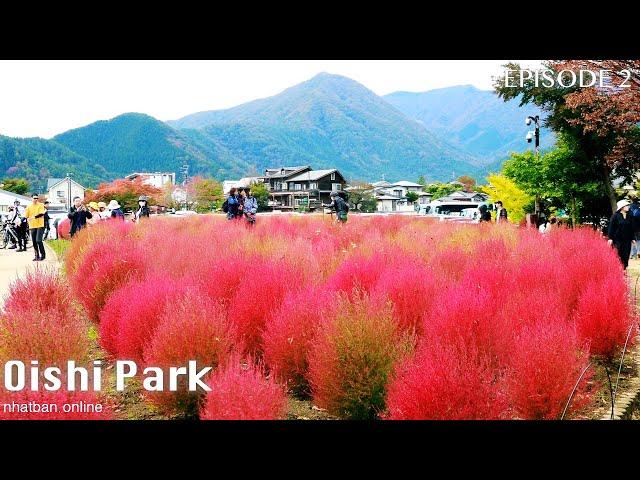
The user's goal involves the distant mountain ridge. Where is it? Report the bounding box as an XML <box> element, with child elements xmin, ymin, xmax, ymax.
<box><xmin>0</xmin><ymin>73</ymin><xmax>552</xmax><ymax>189</ymax></box>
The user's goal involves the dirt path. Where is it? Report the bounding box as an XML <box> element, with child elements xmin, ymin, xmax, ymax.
<box><xmin>0</xmin><ymin>243</ymin><xmax>59</xmax><ymax>308</ymax></box>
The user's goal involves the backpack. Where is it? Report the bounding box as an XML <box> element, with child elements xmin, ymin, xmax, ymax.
<box><xmin>222</xmin><ymin>199</ymin><xmax>229</xmax><ymax>213</ymax></box>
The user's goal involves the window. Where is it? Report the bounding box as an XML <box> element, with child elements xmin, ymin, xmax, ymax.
<box><xmin>331</xmin><ymin>172</ymin><xmax>336</xmax><ymax>180</ymax></box>
<box><xmin>332</xmin><ymin>183</ymin><xmax>341</xmax><ymax>191</ymax></box>
<box><xmin>295</xmin><ymin>184</ymin><xmax>302</xmax><ymax>191</ymax></box>
<box><xmin>57</xmin><ymin>190</ymin><xmax>64</xmax><ymax>197</ymax></box>
<box><xmin>282</xmin><ymin>183</ymin><xmax>288</xmax><ymax>190</ymax></box>
<box><xmin>310</xmin><ymin>182</ymin><xmax>317</xmax><ymax>190</ymax></box>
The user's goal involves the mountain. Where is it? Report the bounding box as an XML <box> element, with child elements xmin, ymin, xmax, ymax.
<box><xmin>384</xmin><ymin>85</ymin><xmax>554</xmax><ymax>166</ymax></box>
<box><xmin>53</xmin><ymin>113</ymin><xmax>252</xmax><ymax>182</ymax></box>
<box><xmin>0</xmin><ymin>135</ymin><xmax>108</xmax><ymax>191</ymax></box>
<box><xmin>168</xmin><ymin>73</ymin><xmax>482</xmax><ymax>181</ymax></box>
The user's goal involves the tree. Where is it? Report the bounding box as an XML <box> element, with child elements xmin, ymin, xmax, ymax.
<box><xmin>494</xmin><ymin>61</ymin><xmax>640</xmax><ymax>214</ymax></box>
<box><xmin>502</xmin><ymin>134</ymin><xmax>608</xmax><ymax>226</ymax></box>
<box><xmin>417</xmin><ymin>175</ymin><xmax>427</xmax><ymax>190</ymax></box>
<box><xmin>457</xmin><ymin>175</ymin><xmax>476</xmax><ymax>192</ymax></box>
<box><xmin>425</xmin><ymin>182</ymin><xmax>457</xmax><ymax>200</ymax></box>
<box><xmin>347</xmin><ymin>182</ymin><xmax>377</xmax><ymax>212</ymax></box>
<box><xmin>405</xmin><ymin>191</ymin><xmax>419</xmax><ymax>203</ymax></box>
<box><xmin>186</xmin><ymin>176</ymin><xmax>223</xmax><ymax>213</ymax></box>
<box><xmin>84</xmin><ymin>177</ymin><xmax>162</xmax><ymax>212</ymax></box>
<box><xmin>477</xmin><ymin>174</ymin><xmax>533</xmax><ymax>223</ymax></box>
<box><xmin>1</xmin><ymin>178</ymin><xmax>30</xmax><ymax>195</ymax></box>
<box><xmin>250</xmin><ymin>181</ymin><xmax>270</xmax><ymax>212</ymax></box>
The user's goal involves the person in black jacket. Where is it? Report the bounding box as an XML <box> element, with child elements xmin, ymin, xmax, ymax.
<box><xmin>68</xmin><ymin>196</ymin><xmax>93</xmax><ymax>237</ymax></box>
<box><xmin>608</xmin><ymin>199</ymin><xmax>636</xmax><ymax>270</ymax></box>
<box><xmin>323</xmin><ymin>191</ymin><xmax>349</xmax><ymax>224</ymax></box>
<box><xmin>43</xmin><ymin>200</ymin><xmax>51</xmax><ymax>240</ymax></box>
<box><xmin>133</xmin><ymin>195</ymin><xmax>151</xmax><ymax>222</ymax></box>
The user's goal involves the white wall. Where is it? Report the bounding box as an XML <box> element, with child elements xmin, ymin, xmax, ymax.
<box><xmin>47</xmin><ymin>179</ymin><xmax>85</xmax><ymax>209</ymax></box>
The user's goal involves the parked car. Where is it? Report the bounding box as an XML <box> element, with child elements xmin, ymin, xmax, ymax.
<box><xmin>420</xmin><ymin>200</ymin><xmax>488</xmax><ymax>223</ymax></box>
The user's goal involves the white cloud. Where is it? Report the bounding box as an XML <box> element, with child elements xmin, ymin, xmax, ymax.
<box><xmin>0</xmin><ymin>60</ymin><xmax>542</xmax><ymax>139</ymax></box>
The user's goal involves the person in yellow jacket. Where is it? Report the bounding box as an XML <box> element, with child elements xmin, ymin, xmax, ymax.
<box><xmin>24</xmin><ymin>193</ymin><xmax>47</xmax><ymax>261</ymax></box>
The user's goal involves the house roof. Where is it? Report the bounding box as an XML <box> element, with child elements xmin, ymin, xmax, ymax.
<box><xmin>46</xmin><ymin>177</ymin><xmax>86</xmax><ymax>190</ymax></box>
<box><xmin>264</xmin><ymin>166</ymin><xmax>310</xmax><ymax>178</ymax></box>
<box><xmin>371</xmin><ymin>181</ymin><xmax>392</xmax><ymax>188</ymax></box>
<box><xmin>287</xmin><ymin>169</ymin><xmax>338</xmax><ymax>182</ymax></box>
<box><xmin>0</xmin><ymin>188</ymin><xmax>32</xmax><ymax>203</ymax></box>
<box><xmin>391</xmin><ymin>181</ymin><xmax>423</xmax><ymax>188</ymax></box>
<box><xmin>125</xmin><ymin>172</ymin><xmax>175</xmax><ymax>179</ymax></box>
<box><xmin>376</xmin><ymin>194</ymin><xmax>403</xmax><ymax>200</ymax></box>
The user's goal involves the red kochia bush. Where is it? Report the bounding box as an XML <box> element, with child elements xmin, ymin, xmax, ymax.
<box><xmin>0</xmin><ymin>270</ymin><xmax>90</xmax><ymax>366</ymax></box>
<box><xmin>506</xmin><ymin>321</ymin><xmax>591</xmax><ymax>419</ymax></box>
<box><xmin>70</xmin><ymin>235</ymin><xmax>145</xmax><ymax>323</ymax></box>
<box><xmin>142</xmin><ymin>288</ymin><xmax>238</xmax><ymax>416</ymax></box>
<box><xmin>573</xmin><ymin>275</ymin><xmax>634</xmax><ymax>359</ymax></box>
<box><xmin>385</xmin><ymin>340</ymin><xmax>507</xmax><ymax>420</ymax></box>
<box><xmin>0</xmin><ymin>390</ymin><xmax>112</xmax><ymax>420</ymax></box>
<box><xmin>263</xmin><ymin>286</ymin><xmax>335</xmax><ymax>395</ymax></box>
<box><xmin>324</xmin><ymin>252</ymin><xmax>389</xmax><ymax>299</ymax></box>
<box><xmin>307</xmin><ymin>292</ymin><xmax>413</xmax><ymax>419</ymax></box>
<box><xmin>227</xmin><ymin>259</ymin><xmax>299</xmax><ymax>357</ymax></box>
<box><xmin>99</xmin><ymin>276</ymin><xmax>188</xmax><ymax>362</ymax></box>
<box><xmin>200</xmin><ymin>356</ymin><xmax>288</xmax><ymax>420</ymax></box>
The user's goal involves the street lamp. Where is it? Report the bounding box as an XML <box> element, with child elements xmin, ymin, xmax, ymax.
<box><xmin>526</xmin><ymin>115</ymin><xmax>541</xmax><ymax>214</ymax></box>
<box><xmin>66</xmin><ymin>172</ymin><xmax>73</xmax><ymax>211</ymax></box>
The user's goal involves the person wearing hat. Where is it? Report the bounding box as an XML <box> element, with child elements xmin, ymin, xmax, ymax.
<box><xmin>133</xmin><ymin>195</ymin><xmax>150</xmax><ymax>223</ymax></box>
<box><xmin>9</xmin><ymin>199</ymin><xmax>28</xmax><ymax>251</ymax></box>
<box><xmin>323</xmin><ymin>191</ymin><xmax>349</xmax><ymax>224</ymax></box>
<box><xmin>97</xmin><ymin>201</ymin><xmax>110</xmax><ymax>220</ymax></box>
<box><xmin>86</xmin><ymin>202</ymin><xmax>101</xmax><ymax>226</ymax></box>
<box><xmin>608</xmin><ymin>199</ymin><xmax>636</xmax><ymax>270</ymax></box>
<box><xmin>24</xmin><ymin>193</ymin><xmax>47</xmax><ymax>261</ymax></box>
<box><xmin>68</xmin><ymin>196</ymin><xmax>94</xmax><ymax>237</ymax></box>
<box><xmin>107</xmin><ymin>200</ymin><xmax>125</xmax><ymax>220</ymax></box>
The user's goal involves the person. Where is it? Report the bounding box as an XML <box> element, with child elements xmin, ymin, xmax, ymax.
<box><xmin>98</xmin><ymin>201</ymin><xmax>110</xmax><ymax>220</ymax></box>
<box><xmin>10</xmin><ymin>200</ymin><xmax>28</xmax><ymax>251</ymax></box>
<box><xmin>629</xmin><ymin>196</ymin><xmax>640</xmax><ymax>259</ymax></box>
<box><xmin>42</xmin><ymin>200</ymin><xmax>51</xmax><ymax>240</ymax></box>
<box><xmin>133</xmin><ymin>196</ymin><xmax>151</xmax><ymax>223</ymax></box>
<box><xmin>236</xmin><ymin>188</ymin><xmax>246</xmax><ymax>220</ymax></box>
<box><xmin>608</xmin><ymin>199</ymin><xmax>636</xmax><ymax>270</ymax></box>
<box><xmin>495</xmin><ymin>201</ymin><xmax>508</xmax><ymax>223</ymax></box>
<box><xmin>86</xmin><ymin>202</ymin><xmax>101</xmax><ymax>226</ymax></box>
<box><xmin>478</xmin><ymin>204</ymin><xmax>491</xmax><ymax>223</ymax></box>
<box><xmin>241</xmin><ymin>187</ymin><xmax>258</xmax><ymax>225</ymax></box>
<box><xmin>24</xmin><ymin>193</ymin><xmax>47</xmax><ymax>261</ymax></box>
<box><xmin>68</xmin><ymin>196</ymin><xmax>93</xmax><ymax>237</ymax></box>
<box><xmin>323</xmin><ymin>191</ymin><xmax>349</xmax><ymax>224</ymax></box>
<box><xmin>539</xmin><ymin>216</ymin><xmax>557</xmax><ymax>234</ymax></box>
<box><xmin>225</xmin><ymin>188</ymin><xmax>240</xmax><ymax>220</ymax></box>
<box><xmin>107</xmin><ymin>200</ymin><xmax>125</xmax><ymax>220</ymax></box>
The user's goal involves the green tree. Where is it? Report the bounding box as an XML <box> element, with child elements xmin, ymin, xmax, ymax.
<box><xmin>250</xmin><ymin>181</ymin><xmax>270</xmax><ymax>211</ymax></box>
<box><xmin>425</xmin><ymin>182</ymin><xmax>457</xmax><ymax>200</ymax></box>
<box><xmin>186</xmin><ymin>176</ymin><xmax>223</xmax><ymax>213</ymax></box>
<box><xmin>477</xmin><ymin>174</ymin><xmax>533</xmax><ymax>223</ymax></box>
<box><xmin>502</xmin><ymin>134</ymin><xmax>608</xmax><ymax>225</ymax></box>
<box><xmin>405</xmin><ymin>191</ymin><xmax>419</xmax><ymax>203</ymax></box>
<box><xmin>1</xmin><ymin>178</ymin><xmax>30</xmax><ymax>195</ymax></box>
<box><xmin>347</xmin><ymin>182</ymin><xmax>377</xmax><ymax>212</ymax></box>
<box><xmin>417</xmin><ymin>175</ymin><xmax>427</xmax><ymax>190</ymax></box>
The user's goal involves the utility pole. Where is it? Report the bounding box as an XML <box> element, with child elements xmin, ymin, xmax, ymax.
<box><xmin>526</xmin><ymin>115</ymin><xmax>541</xmax><ymax>215</ymax></box>
<box><xmin>66</xmin><ymin>172</ymin><xmax>73</xmax><ymax>211</ymax></box>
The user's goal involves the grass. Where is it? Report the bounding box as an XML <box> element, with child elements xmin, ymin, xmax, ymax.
<box><xmin>46</xmin><ymin>239</ymin><xmax>71</xmax><ymax>260</ymax></box>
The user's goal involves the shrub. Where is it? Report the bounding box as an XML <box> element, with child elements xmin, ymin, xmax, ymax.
<box><xmin>307</xmin><ymin>292</ymin><xmax>413</xmax><ymax>419</ymax></box>
<box><xmin>0</xmin><ymin>270</ymin><xmax>90</xmax><ymax>366</ymax></box>
<box><xmin>200</xmin><ymin>356</ymin><xmax>288</xmax><ymax>420</ymax></box>
<box><xmin>505</xmin><ymin>320</ymin><xmax>591</xmax><ymax>419</ymax></box>
<box><xmin>227</xmin><ymin>259</ymin><xmax>299</xmax><ymax>357</ymax></box>
<box><xmin>142</xmin><ymin>288</ymin><xmax>237</xmax><ymax>417</ymax></box>
<box><xmin>263</xmin><ymin>286</ymin><xmax>335</xmax><ymax>396</ymax></box>
<box><xmin>324</xmin><ymin>253</ymin><xmax>389</xmax><ymax>299</ymax></box>
<box><xmin>385</xmin><ymin>339</ymin><xmax>507</xmax><ymax>420</ymax></box>
<box><xmin>573</xmin><ymin>275</ymin><xmax>634</xmax><ymax>360</ymax></box>
<box><xmin>99</xmin><ymin>276</ymin><xmax>187</xmax><ymax>362</ymax></box>
<box><xmin>0</xmin><ymin>390</ymin><xmax>112</xmax><ymax>420</ymax></box>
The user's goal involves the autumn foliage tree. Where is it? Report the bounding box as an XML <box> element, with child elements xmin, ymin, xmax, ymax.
<box><xmin>494</xmin><ymin>60</ymin><xmax>640</xmax><ymax>214</ymax></box>
<box><xmin>84</xmin><ymin>177</ymin><xmax>162</xmax><ymax>211</ymax></box>
<box><xmin>186</xmin><ymin>176</ymin><xmax>223</xmax><ymax>213</ymax></box>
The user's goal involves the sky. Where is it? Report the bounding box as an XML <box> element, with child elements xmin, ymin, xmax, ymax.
<box><xmin>0</xmin><ymin>60</ymin><xmax>542</xmax><ymax>139</ymax></box>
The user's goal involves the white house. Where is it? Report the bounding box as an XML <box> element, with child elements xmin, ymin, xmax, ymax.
<box><xmin>125</xmin><ymin>172</ymin><xmax>176</xmax><ymax>189</ymax></box>
<box><xmin>223</xmin><ymin>177</ymin><xmax>264</xmax><ymax>195</ymax></box>
<box><xmin>372</xmin><ymin>180</ymin><xmax>430</xmax><ymax>213</ymax></box>
<box><xmin>0</xmin><ymin>189</ymin><xmax>31</xmax><ymax>214</ymax></box>
<box><xmin>46</xmin><ymin>177</ymin><xmax>86</xmax><ymax>210</ymax></box>
<box><xmin>438</xmin><ymin>190</ymin><xmax>487</xmax><ymax>203</ymax></box>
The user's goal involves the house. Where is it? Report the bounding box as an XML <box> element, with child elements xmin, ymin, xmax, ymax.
<box><xmin>223</xmin><ymin>177</ymin><xmax>265</xmax><ymax>195</ymax></box>
<box><xmin>0</xmin><ymin>189</ymin><xmax>31</xmax><ymax>214</ymax></box>
<box><xmin>268</xmin><ymin>168</ymin><xmax>346</xmax><ymax>210</ymax></box>
<box><xmin>371</xmin><ymin>180</ymin><xmax>431</xmax><ymax>213</ymax></box>
<box><xmin>125</xmin><ymin>172</ymin><xmax>176</xmax><ymax>189</ymax></box>
<box><xmin>438</xmin><ymin>190</ymin><xmax>487</xmax><ymax>203</ymax></box>
<box><xmin>46</xmin><ymin>177</ymin><xmax>86</xmax><ymax>210</ymax></box>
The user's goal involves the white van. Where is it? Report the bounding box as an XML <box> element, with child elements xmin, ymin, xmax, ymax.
<box><xmin>419</xmin><ymin>200</ymin><xmax>489</xmax><ymax>222</ymax></box>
